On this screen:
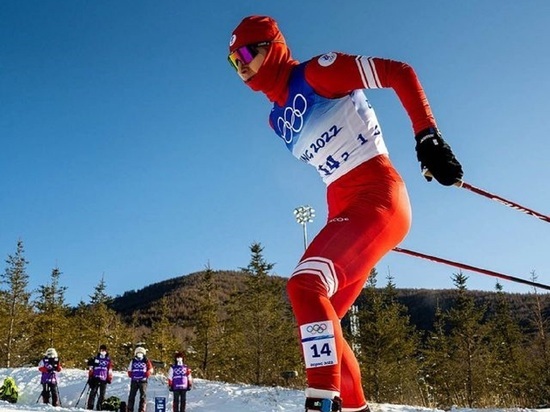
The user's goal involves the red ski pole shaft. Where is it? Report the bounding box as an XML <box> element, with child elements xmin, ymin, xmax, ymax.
<box><xmin>460</xmin><ymin>181</ymin><xmax>550</xmax><ymax>224</ymax></box>
<box><xmin>392</xmin><ymin>247</ymin><xmax>550</xmax><ymax>291</ymax></box>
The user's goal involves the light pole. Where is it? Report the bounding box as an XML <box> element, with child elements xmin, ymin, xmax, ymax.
<box><xmin>293</xmin><ymin>205</ymin><xmax>315</xmax><ymax>250</ymax></box>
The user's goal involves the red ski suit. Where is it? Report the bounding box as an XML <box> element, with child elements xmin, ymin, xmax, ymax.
<box><xmin>230</xmin><ymin>17</ymin><xmax>437</xmax><ymax>412</ymax></box>
<box><xmin>287</xmin><ymin>54</ymin><xmax>422</xmax><ymax>412</ymax></box>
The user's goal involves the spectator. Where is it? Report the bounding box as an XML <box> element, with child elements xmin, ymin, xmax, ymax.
<box><xmin>127</xmin><ymin>347</ymin><xmax>153</xmax><ymax>412</ymax></box>
<box><xmin>167</xmin><ymin>352</ymin><xmax>192</xmax><ymax>412</ymax></box>
<box><xmin>87</xmin><ymin>344</ymin><xmax>113</xmax><ymax>410</ymax></box>
<box><xmin>38</xmin><ymin>348</ymin><xmax>62</xmax><ymax>406</ymax></box>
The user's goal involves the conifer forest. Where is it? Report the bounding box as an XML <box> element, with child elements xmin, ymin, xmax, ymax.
<box><xmin>1</xmin><ymin>239</ymin><xmax>549</xmax><ymax>409</ymax></box>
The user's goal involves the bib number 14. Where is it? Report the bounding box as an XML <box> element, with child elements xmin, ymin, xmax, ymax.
<box><xmin>300</xmin><ymin>321</ymin><xmax>338</xmax><ymax>368</ymax></box>
<box><xmin>311</xmin><ymin>342</ymin><xmax>332</xmax><ymax>358</ymax></box>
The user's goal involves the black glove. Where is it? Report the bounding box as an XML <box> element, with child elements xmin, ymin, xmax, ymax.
<box><xmin>415</xmin><ymin>127</ymin><xmax>463</xmax><ymax>186</ymax></box>
<box><xmin>168</xmin><ymin>387</ymin><xmax>173</xmax><ymax>392</ymax></box>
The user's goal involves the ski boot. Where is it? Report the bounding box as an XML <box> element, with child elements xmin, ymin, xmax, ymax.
<box><xmin>305</xmin><ymin>388</ymin><xmax>342</xmax><ymax>412</ymax></box>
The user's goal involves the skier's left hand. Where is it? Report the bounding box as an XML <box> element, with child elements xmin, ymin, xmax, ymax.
<box><xmin>415</xmin><ymin>127</ymin><xmax>463</xmax><ymax>186</ymax></box>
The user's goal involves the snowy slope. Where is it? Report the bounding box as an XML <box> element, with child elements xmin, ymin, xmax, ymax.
<box><xmin>1</xmin><ymin>368</ymin><xmax>548</xmax><ymax>412</ymax></box>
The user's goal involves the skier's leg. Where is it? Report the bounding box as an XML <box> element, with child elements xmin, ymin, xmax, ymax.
<box><xmin>287</xmin><ymin>268</ymin><xmax>369</xmax><ymax>411</ymax></box>
<box><xmin>181</xmin><ymin>390</ymin><xmax>187</xmax><ymax>412</ymax></box>
<box><xmin>51</xmin><ymin>384</ymin><xmax>59</xmax><ymax>406</ymax></box>
<box><xmin>338</xmin><ymin>340</ymin><xmax>367</xmax><ymax>412</ymax></box>
<box><xmin>287</xmin><ymin>273</ymin><xmax>343</xmax><ymax>393</ymax></box>
<box><xmin>138</xmin><ymin>382</ymin><xmax>147</xmax><ymax>412</ymax></box>
<box><xmin>288</xmin><ymin>157</ymin><xmax>411</xmax><ymax>411</ymax></box>
<box><xmin>287</xmin><ymin>213</ymin><xmax>405</xmax><ymax>394</ymax></box>
<box><xmin>41</xmin><ymin>384</ymin><xmax>50</xmax><ymax>404</ymax></box>
<box><xmin>87</xmin><ymin>384</ymin><xmax>98</xmax><ymax>409</ymax></box>
<box><xmin>127</xmin><ymin>381</ymin><xmax>138</xmax><ymax>412</ymax></box>
<box><xmin>172</xmin><ymin>391</ymin><xmax>180</xmax><ymax>412</ymax></box>
<box><xmin>329</xmin><ymin>185</ymin><xmax>411</xmax><ymax>411</ymax></box>
<box><xmin>97</xmin><ymin>382</ymin><xmax>107</xmax><ymax>410</ymax></box>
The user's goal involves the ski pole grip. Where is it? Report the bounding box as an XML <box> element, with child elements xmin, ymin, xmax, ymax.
<box><xmin>421</xmin><ymin>168</ymin><xmax>463</xmax><ymax>187</ymax></box>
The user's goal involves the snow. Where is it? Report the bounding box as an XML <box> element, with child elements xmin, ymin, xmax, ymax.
<box><xmin>1</xmin><ymin>368</ymin><xmax>548</xmax><ymax>412</ymax></box>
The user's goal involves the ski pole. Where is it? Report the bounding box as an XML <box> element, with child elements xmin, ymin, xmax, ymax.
<box><xmin>459</xmin><ymin>181</ymin><xmax>550</xmax><ymax>224</ymax></box>
<box><xmin>55</xmin><ymin>383</ymin><xmax>62</xmax><ymax>407</ymax></box>
<box><xmin>392</xmin><ymin>247</ymin><xmax>550</xmax><ymax>291</ymax></box>
<box><xmin>36</xmin><ymin>382</ymin><xmax>47</xmax><ymax>403</ymax></box>
<box><xmin>75</xmin><ymin>382</ymin><xmax>88</xmax><ymax>407</ymax></box>
<box><xmin>422</xmin><ymin>170</ymin><xmax>550</xmax><ymax>224</ymax></box>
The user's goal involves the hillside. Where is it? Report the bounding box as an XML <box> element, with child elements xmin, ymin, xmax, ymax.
<box><xmin>108</xmin><ymin>269</ymin><xmax>550</xmax><ymax>334</ymax></box>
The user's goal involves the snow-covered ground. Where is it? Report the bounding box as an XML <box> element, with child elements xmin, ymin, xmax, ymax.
<box><xmin>1</xmin><ymin>367</ymin><xmax>548</xmax><ymax>412</ymax></box>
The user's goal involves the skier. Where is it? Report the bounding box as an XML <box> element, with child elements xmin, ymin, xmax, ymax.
<box><xmin>167</xmin><ymin>352</ymin><xmax>193</xmax><ymax>412</ymax></box>
<box><xmin>127</xmin><ymin>347</ymin><xmax>154</xmax><ymax>412</ymax></box>
<box><xmin>38</xmin><ymin>347</ymin><xmax>62</xmax><ymax>406</ymax></box>
<box><xmin>228</xmin><ymin>16</ymin><xmax>463</xmax><ymax>412</ymax></box>
<box><xmin>87</xmin><ymin>344</ymin><xmax>114</xmax><ymax>410</ymax></box>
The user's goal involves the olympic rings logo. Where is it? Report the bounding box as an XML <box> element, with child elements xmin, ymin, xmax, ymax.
<box><xmin>306</xmin><ymin>323</ymin><xmax>327</xmax><ymax>334</ymax></box>
<box><xmin>277</xmin><ymin>94</ymin><xmax>307</xmax><ymax>144</ymax></box>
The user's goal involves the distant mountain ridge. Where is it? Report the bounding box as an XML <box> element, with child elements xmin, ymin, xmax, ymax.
<box><xmin>109</xmin><ymin>270</ymin><xmax>550</xmax><ymax>334</ymax></box>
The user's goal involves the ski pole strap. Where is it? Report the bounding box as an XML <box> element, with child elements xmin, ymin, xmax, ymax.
<box><xmin>393</xmin><ymin>247</ymin><xmax>550</xmax><ymax>291</ymax></box>
<box><xmin>460</xmin><ymin>181</ymin><xmax>550</xmax><ymax>224</ymax></box>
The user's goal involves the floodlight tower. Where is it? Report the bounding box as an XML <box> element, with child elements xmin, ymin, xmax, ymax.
<box><xmin>293</xmin><ymin>205</ymin><xmax>315</xmax><ymax>250</ymax></box>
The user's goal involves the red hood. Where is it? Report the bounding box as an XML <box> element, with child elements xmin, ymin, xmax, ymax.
<box><xmin>229</xmin><ymin>16</ymin><xmax>298</xmax><ymax>105</ymax></box>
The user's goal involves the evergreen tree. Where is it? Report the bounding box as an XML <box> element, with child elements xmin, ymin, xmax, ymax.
<box><xmin>189</xmin><ymin>265</ymin><xmax>225</xmax><ymax>380</ymax></box>
<box><xmin>0</xmin><ymin>239</ymin><xmax>34</xmax><ymax>367</ymax></box>
<box><xmin>444</xmin><ymin>272</ymin><xmax>492</xmax><ymax>407</ymax></box>
<box><xmin>225</xmin><ymin>243</ymin><xmax>301</xmax><ymax>385</ymax></box>
<box><xmin>485</xmin><ymin>282</ymin><xmax>529</xmax><ymax>406</ymax></box>
<box><xmin>420</xmin><ymin>301</ymin><xmax>453</xmax><ymax>408</ymax></box>
<box><xmin>525</xmin><ymin>271</ymin><xmax>550</xmax><ymax>406</ymax></box>
<box><xmin>214</xmin><ymin>280</ymin><xmax>249</xmax><ymax>383</ymax></box>
<box><xmin>356</xmin><ymin>270</ymin><xmax>420</xmax><ymax>404</ymax></box>
<box><xmin>73</xmin><ymin>302</ymin><xmax>131</xmax><ymax>371</ymax></box>
<box><xmin>33</xmin><ymin>267</ymin><xmax>72</xmax><ymax>364</ymax></box>
<box><xmin>148</xmin><ymin>296</ymin><xmax>180</xmax><ymax>370</ymax></box>
<box><xmin>88</xmin><ymin>276</ymin><xmax>115</xmax><ymax>348</ymax></box>
<box><xmin>73</xmin><ymin>276</ymin><xmax>132</xmax><ymax>370</ymax></box>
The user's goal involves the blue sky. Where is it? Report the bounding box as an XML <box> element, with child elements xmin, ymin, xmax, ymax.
<box><xmin>2</xmin><ymin>1</ymin><xmax>550</xmax><ymax>305</ymax></box>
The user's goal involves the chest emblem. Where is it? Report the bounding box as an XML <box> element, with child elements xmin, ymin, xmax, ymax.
<box><xmin>277</xmin><ymin>93</ymin><xmax>308</xmax><ymax>143</ymax></box>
